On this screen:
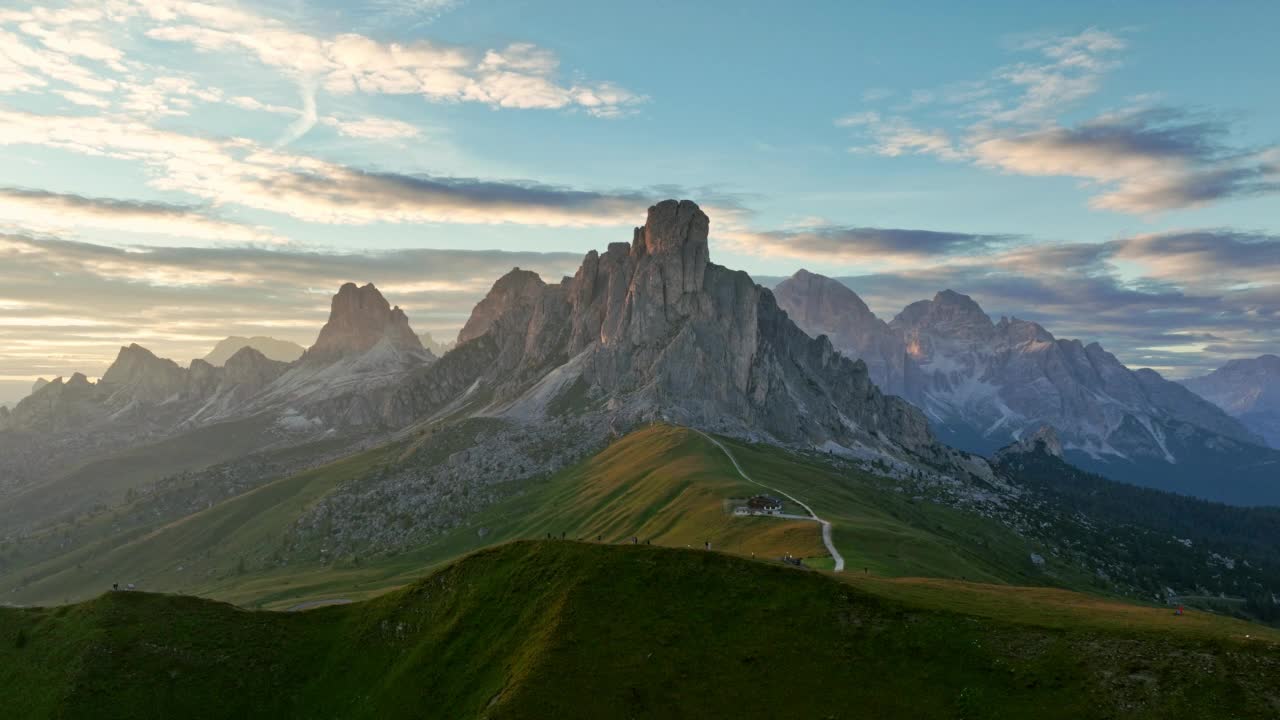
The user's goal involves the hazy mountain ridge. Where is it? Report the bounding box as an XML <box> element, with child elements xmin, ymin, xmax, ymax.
<box><xmin>1183</xmin><ymin>355</ymin><xmax>1280</xmax><ymax>449</ymax></box>
<box><xmin>0</xmin><ymin>284</ymin><xmax>437</xmax><ymax>529</ymax></box>
<box><xmin>773</xmin><ymin>270</ymin><xmax>1280</xmax><ymax>504</ymax></box>
<box><xmin>203</xmin><ymin>336</ymin><xmax>306</xmax><ymax>366</ymax></box>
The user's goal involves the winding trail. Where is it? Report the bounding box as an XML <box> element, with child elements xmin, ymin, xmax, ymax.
<box><xmin>694</xmin><ymin>430</ymin><xmax>844</xmax><ymax>572</ymax></box>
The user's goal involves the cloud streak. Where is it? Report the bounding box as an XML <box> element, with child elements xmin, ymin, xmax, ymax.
<box><xmin>0</xmin><ymin>187</ymin><xmax>285</xmax><ymax>243</ymax></box>
<box><xmin>839</xmin><ymin>29</ymin><xmax>1280</xmax><ymax>213</ymax></box>
<box><xmin>0</xmin><ymin>109</ymin><xmax>663</xmax><ymax>228</ymax></box>
<box><xmin>723</xmin><ymin>225</ymin><xmax>1013</xmax><ymax>266</ymax></box>
<box><xmin>131</xmin><ymin>1</ymin><xmax>645</xmax><ymax>118</ymax></box>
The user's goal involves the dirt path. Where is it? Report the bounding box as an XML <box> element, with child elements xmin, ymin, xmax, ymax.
<box><xmin>695</xmin><ymin>430</ymin><xmax>845</xmax><ymax>572</ymax></box>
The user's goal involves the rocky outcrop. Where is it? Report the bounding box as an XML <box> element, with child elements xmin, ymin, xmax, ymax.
<box><xmin>773</xmin><ymin>269</ymin><xmax>917</xmax><ymax>397</ymax></box>
<box><xmin>1183</xmin><ymin>355</ymin><xmax>1280</xmax><ymax>449</ymax></box>
<box><xmin>7</xmin><ymin>373</ymin><xmax>104</xmax><ymax>432</ymax></box>
<box><xmin>203</xmin><ymin>336</ymin><xmax>305</xmax><ymax>366</ymax></box>
<box><xmin>31</xmin><ymin>377</ymin><xmax>49</xmax><ymax>396</ymax></box>
<box><xmin>303</xmin><ymin>283</ymin><xmax>428</xmax><ymax>365</ymax></box>
<box><xmin>994</xmin><ymin>425</ymin><xmax>1063</xmax><ymax>462</ymax></box>
<box><xmin>237</xmin><ymin>283</ymin><xmax>436</xmax><ymax>428</ymax></box>
<box><xmin>99</xmin><ymin>344</ymin><xmax>189</xmax><ymax>405</ymax></box>
<box><xmin>399</xmin><ymin>200</ymin><xmax>941</xmax><ymax>459</ymax></box>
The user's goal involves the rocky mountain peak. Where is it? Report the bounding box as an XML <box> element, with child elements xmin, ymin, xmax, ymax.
<box><xmin>773</xmin><ymin>269</ymin><xmax>913</xmax><ymax>397</ymax></box>
<box><xmin>776</xmin><ymin>269</ymin><xmax>875</xmax><ymax>320</ymax></box>
<box><xmin>995</xmin><ymin>425</ymin><xmax>1064</xmax><ymax>461</ymax></box>
<box><xmin>223</xmin><ymin>346</ymin><xmax>289</xmax><ymax>386</ymax></box>
<box><xmin>31</xmin><ymin>377</ymin><xmax>49</xmax><ymax>395</ymax></box>
<box><xmin>304</xmin><ymin>282</ymin><xmax>426</xmax><ymax>364</ymax></box>
<box><xmin>100</xmin><ymin>344</ymin><xmax>184</xmax><ymax>388</ymax></box>
<box><xmin>428</xmin><ymin>199</ymin><xmax>941</xmax><ymax>459</ymax></box>
<box><xmin>1182</xmin><ymin>354</ymin><xmax>1280</xmax><ymax>448</ymax></box>
<box><xmin>629</xmin><ymin>199</ymin><xmax>710</xmax><ymax>306</ymax></box>
<box><xmin>458</xmin><ymin>268</ymin><xmax>549</xmax><ymax>346</ymax></box>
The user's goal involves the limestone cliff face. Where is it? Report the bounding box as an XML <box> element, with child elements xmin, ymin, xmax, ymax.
<box><xmin>419</xmin><ymin>199</ymin><xmax>939</xmax><ymax>456</ymax></box>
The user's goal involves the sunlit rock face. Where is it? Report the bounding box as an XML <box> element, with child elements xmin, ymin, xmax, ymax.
<box><xmin>425</xmin><ymin>199</ymin><xmax>939</xmax><ymax>458</ymax></box>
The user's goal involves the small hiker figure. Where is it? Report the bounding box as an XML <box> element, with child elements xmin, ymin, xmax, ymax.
<box><xmin>632</xmin><ymin>536</ymin><xmax>638</xmax><ymax>544</ymax></box>
<box><xmin>112</xmin><ymin>583</ymin><xmax>118</xmax><ymax>591</ymax></box>
<box><xmin>645</xmin><ymin>539</ymin><xmax>650</xmax><ymax>545</ymax></box>
<box><xmin>560</xmin><ymin>531</ymin><xmax>565</xmax><ymax>539</ymax></box>
<box><xmin>597</xmin><ymin>535</ymin><xmax>602</xmax><ymax>542</ymax></box>
<box><xmin>1176</xmin><ymin>605</ymin><xmax>1184</xmax><ymax>616</ymax></box>
<box><xmin>546</xmin><ymin>532</ymin><xmax>551</xmax><ymax>539</ymax></box>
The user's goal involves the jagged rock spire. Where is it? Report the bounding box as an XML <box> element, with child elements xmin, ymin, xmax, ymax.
<box><xmin>304</xmin><ymin>282</ymin><xmax>425</xmax><ymax>364</ymax></box>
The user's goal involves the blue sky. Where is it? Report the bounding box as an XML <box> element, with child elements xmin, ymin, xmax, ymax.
<box><xmin>1</xmin><ymin>0</ymin><xmax>1278</xmax><ymax>402</ymax></box>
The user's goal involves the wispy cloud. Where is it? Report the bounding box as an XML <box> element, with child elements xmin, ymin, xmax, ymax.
<box><xmin>132</xmin><ymin>1</ymin><xmax>645</xmax><ymax>118</ymax></box>
<box><xmin>723</xmin><ymin>225</ymin><xmax>1013</xmax><ymax>267</ymax></box>
<box><xmin>0</xmin><ymin>187</ymin><xmax>285</xmax><ymax>244</ymax></box>
<box><xmin>837</xmin><ymin>28</ymin><xmax>1280</xmax><ymax>213</ymax></box>
<box><xmin>0</xmin><ymin>109</ymin><xmax>660</xmax><ymax>227</ymax></box>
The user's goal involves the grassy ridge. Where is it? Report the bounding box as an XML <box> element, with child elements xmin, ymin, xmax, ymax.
<box><xmin>2</xmin><ymin>541</ymin><xmax>1278</xmax><ymax>719</ymax></box>
<box><xmin>0</xmin><ymin>425</ymin><xmax>1144</xmax><ymax>609</ymax></box>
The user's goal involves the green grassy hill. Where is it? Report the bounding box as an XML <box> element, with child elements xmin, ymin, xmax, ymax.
<box><xmin>2</xmin><ymin>425</ymin><xmax>1061</xmax><ymax>609</ymax></box>
<box><xmin>3</xmin><ymin>541</ymin><xmax>1278</xmax><ymax>720</ymax></box>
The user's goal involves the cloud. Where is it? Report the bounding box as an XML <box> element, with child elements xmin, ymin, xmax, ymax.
<box><xmin>970</xmin><ymin>109</ymin><xmax>1280</xmax><ymax>212</ymax></box>
<box><xmin>723</xmin><ymin>225</ymin><xmax>1012</xmax><ymax>266</ymax></box>
<box><xmin>134</xmin><ymin>1</ymin><xmax>645</xmax><ymax>118</ymax></box>
<box><xmin>838</xmin><ymin>29</ymin><xmax>1280</xmax><ymax>213</ymax></box>
<box><xmin>320</xmin><ymin>115</ymin><xmax>421</xmax><ymax>140</ymax></box>
<box><xmin>0</xmin><ymin>187</ymin><xmax>285</xmax><ymax>243</ymax></box>
<box><xmin>276</xmin><ymin>78</ymin><xmax>319</xmax><ymax>146</ymax></box>
<box><xmin>0</xmin><ymin>109</ymin><xmax>659</xmax><ymax>227</ymax></box>
<box><xmin>1110</xmin><ymin>230</ymin><xmax>1280</xmax><ymax>286</ymax></box>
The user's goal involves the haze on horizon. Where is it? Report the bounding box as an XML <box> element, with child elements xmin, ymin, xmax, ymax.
<box><xmin>2</xmin><ymin>0</ymin><xmax>1279</xmax><ymax>404</ymax></box>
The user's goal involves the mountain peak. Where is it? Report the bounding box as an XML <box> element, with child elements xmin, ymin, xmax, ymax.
<box><xmin>932</xmin><ymin>289</ymin><xmax>986</xmax><ymax>314</ymax></box>
<box><xmin>101</xmin><ymin>343</ymin><xmax>181</xmax><ymax>386</ymax></box>
<box><xmin>304</xmin><ymin>282</ymin><xmax>425</xmax><ymax>364</ymax></box>
<box><xmin>631</xmin><ymin>199</ymin><xmax>709</xmax><ymax>301</ymax></box>
<box><xmin>995</xmin><ymin>425</ymin><xmax>1064</xmax><ymax>462</ymax></box>
<box><xmin>891</xmin><ymin>288</ymin><xmax>992</xmax><ymax>336</ymax></box>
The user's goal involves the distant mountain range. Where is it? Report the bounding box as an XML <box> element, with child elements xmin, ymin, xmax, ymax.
<box><xmin>1182</xmin><ymin>355</ymin><xmax>1280</xmax><ymax>450</ymax></box>
<box><xmin>203</xmin><ymin>336</ymin><xmax>306</xmax><ymax>366</ymax></box>
<box><xmin>773</xmin><ymin>270</ymin><xmax>1280</xmax><ymax>505</ymax></box>
<box><xmin>1</xmin><ymin>202</ymin><xmax>1275</xmax><ymax>535</ymax></box>
<box><xmin>417</xmin><ymin>332</ymin><xmax>455</xmax><ymax>357</ymax></box>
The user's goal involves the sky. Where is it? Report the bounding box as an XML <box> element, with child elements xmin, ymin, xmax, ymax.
<box><xmin>1</xmin><ymin>0</ymin><xmax>1279</xmax><ymax>404</ymax></box>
